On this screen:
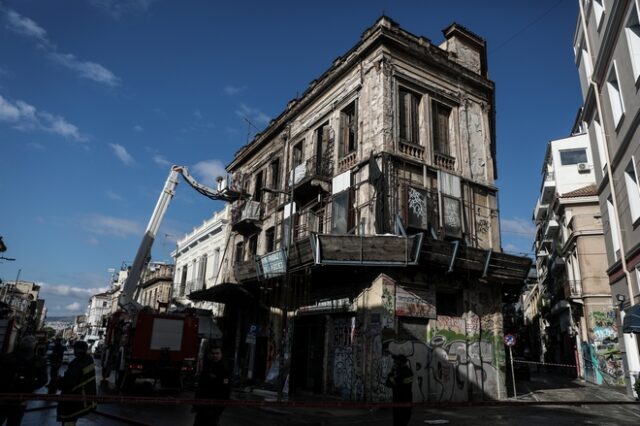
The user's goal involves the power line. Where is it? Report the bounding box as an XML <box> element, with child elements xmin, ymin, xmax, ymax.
<box><xmin>489</xmin><ymin>0</ymin><xmax>566</xmax><ymax>54</ymax></box>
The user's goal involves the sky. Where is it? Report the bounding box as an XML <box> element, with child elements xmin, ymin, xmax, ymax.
<box><xmin>0</xmin><ymin>0</ymin><xmax>583</xmax><ymax>316</ymax></box>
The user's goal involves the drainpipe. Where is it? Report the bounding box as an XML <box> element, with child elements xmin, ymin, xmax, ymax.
<box><xmin>578</xmin><ymin>0</ymin><xmax>640</xmax><ymax>394</ymax></box>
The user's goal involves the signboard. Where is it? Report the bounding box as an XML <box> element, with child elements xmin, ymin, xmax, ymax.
<box><xmin>504</xmin><ymin>333</ymin><xmax>516</xmax><ymax>347</ymax></box>
<box><xmin>395</xmin><ymin>285</ymin><xmax>436</xmax><ymax>319</ymax></box>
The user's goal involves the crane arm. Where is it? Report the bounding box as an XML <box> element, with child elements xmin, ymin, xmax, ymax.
<box><xmin>118</xmin><ymin>165</ymin><xmax>243</xmax><ymax>312</ymax></box>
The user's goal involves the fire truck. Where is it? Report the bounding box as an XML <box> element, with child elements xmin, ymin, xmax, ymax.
<box><xmin>105</xmin><ymin>166</ymin><xmax>239</xmax><ymax>390</ymax></box>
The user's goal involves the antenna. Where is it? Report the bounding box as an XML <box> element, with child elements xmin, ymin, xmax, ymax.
<box><xmin>243</xmin><ymin>116</ymin><xmax>260</xmax><ymax>144</ymax></box>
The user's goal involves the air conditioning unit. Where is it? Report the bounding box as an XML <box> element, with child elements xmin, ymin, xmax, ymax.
<box><xmin>577</xmin><ymin>163</ymin><xmax>592</xmax><ymax>173</ymax></box>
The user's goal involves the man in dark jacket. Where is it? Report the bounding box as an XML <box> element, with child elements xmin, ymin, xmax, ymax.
<box><xmin>0</xmin><ymin>335</ymin><xmax>48</xmax><ymax>426</ymax></box>
<box><xmin>55</xmin><ymin>341</ymin><xmax>96</xmax><ymax>426</ymax></box>
<box><xmin>193</xmin><ymin>345</ymin><xmax>231</xmax><ymax>426</ymax></box>
<box><xmin>48</xmin><ymin>338</ymin><xmax>65</xmax><ymax>394</ymax></box>
<box><xmin>385</xmin><ymin>354</ymin><xmax>413</xmax><ymax>426</ymax></box>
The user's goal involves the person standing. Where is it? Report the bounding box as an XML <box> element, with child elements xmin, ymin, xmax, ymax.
<box><xmin>48</xmin><ymin>338</ymin><xmax>65</xmax><ymax>394</ymax></box>
<box><xmin>193</xmin><ymin>345</ymin><xmax>231</xmax><ymax>426</ymax></box>
<box><xmin>0</xmin><ymin>335</ymin><xmax>48</xmax><ymax>426</ymax></box>
<box><xmin>385</xmin><ymin>354</ymin><xmax>413</xmax><ymax>426</ymax></box>
<box><xmin>55</xmin><ymin>341</ymin><xmax>97</xmax><ymax>426</ymax></box>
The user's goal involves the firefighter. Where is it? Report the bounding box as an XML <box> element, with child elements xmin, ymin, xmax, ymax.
<box><xmin>55</xmin><ymin>341</ymin><xmax>97</xmax><ymax>426</ymax></box>
<box><xmin>385</xmin><ymin>354</ymin><xmax>413</xmax><ymax>426</ymax></box>
<box><xmin>193</xmin><ymin>344</ymin><xmax>231</xmax><ymax>426</ymax></box>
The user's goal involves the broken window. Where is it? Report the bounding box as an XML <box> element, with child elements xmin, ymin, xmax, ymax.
<box><xmin>432</xmin><ymin>101</ymin><xmax>452</xmax><ymax>156</ymax></box>
<box><xmin>315</xmin><ymin>122</ymin><xmax>333</xmax><ymax>176</ymax></box>
<box><xmin>340</xmin><ymin>101</ymin><xmax>357</xmax><ymax>157</ymax></box>
<box><xmin>293</xmin><ymin>141</ymin><xmax>304</xmax><ymax>167</ymax></box>
<box><xmin>270</xmin><ymin>158</ymin><xmax>280</xmax><ymax>190</ymax></box>
<box><xmin>254</xmin><ymin>170</ymin><xmax>263</xmax><ymax>202</ymax></box>
<box><xmin>399</xmin><ymin>88</ymin><xmax>421</xmax><ymax>144</ymax></box>
<box><xmin>265</xmin><ymin>227</ymin><xmax>275</xmax><ymax>252</ymax></box>
<box><xmin>234</xmin><ymin>240</ymin><xmax>244</xmax><ymax>263</ymax></box>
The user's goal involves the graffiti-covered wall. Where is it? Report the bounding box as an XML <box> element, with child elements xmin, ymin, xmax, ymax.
<box><xmin>582</xmin><ymin>305</ymin><xmax>624</xmax><ymax>385</ymax></box>
<box><xmin>326</xmin><ymin>273</ymin><xmax>507</xmax><ymax>402</ymax></box>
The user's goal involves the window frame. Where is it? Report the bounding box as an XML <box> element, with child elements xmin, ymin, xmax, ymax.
<box><xmin>398</xmin><ymin>87</ymin><xmax>421</xmax><ymax>145</ymax></box>
<box><xmin>624</xmin><ymin>157</ymin><xmax>640</xmax><ymax>225</ymax></box>
<box><xmin>606</xmin><ymin>62</ymin><xmax>625</xmax><ymax>128</ymax></box>
<box><xmin>431</xmin><ymin>100</ymin><xmax>453</xmax><ymax>157</ymax></box>
<box><xmin>339</xmin><ymin>100</ymin><xmax>358</xmax><ymax>157</ymax></box>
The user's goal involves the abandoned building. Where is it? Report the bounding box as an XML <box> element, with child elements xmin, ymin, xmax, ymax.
<box><xmin>192</xmin><ymin>16</ymin><xmax>531</xmax><ymax>402</ymax></box>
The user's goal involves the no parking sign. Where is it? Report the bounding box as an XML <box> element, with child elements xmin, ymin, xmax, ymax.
<box><xmin>504</xmin><ymin>333</ymin><xmax>516</xmax><ymax>347</ymax></box>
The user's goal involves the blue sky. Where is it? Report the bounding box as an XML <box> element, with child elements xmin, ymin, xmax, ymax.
<box><xmin>0</xmin><ymin>0</ymin><xmax>581</xmax><ymax>316</ymax></box>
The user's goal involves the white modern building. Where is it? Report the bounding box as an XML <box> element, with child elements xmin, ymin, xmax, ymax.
<box><xmin>172</xmin><ymin>206</ymin><xmax>230</xmax><ymax>315</ymax></box>
<box><xmin>85</xmin><ymin>291</ymin><xmax>112</xmax><ymax>339</ymax></box>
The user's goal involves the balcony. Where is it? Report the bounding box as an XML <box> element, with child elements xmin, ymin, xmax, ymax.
<box><xmin>287</xmin><ymin>155</ymin><xmax>333</xmax><ymax>205</ymax></box>
<box><xmin>399</xmin><ymin>140</ymin><xmax>425</xmax><ymax>161</ymax></box>
<box><xmin>540</xmin><ymin>172</ymin><xmax>556</xmax><ymax>204</ymax></box>
<box><xmin>544</xmin><ymin>218</ymin><xmax>559</xmax><ymax>237</ymax></box>
<box><xmin>564</xmin><ymin>279</ymin><xmax>582</xmax><ymax>298</ymax></box>
<box><xmin>231</xmin><ymin>200</ymin><xmax>261</xmax><ymax>235</ymax></box>
<box><xmin>533</xmin><ymin>197</ymin><xmax>549</xmax><ymax>221</ymax></box>
<box><xmin>434</xmin><ymin>152</ymin><xmax>456</xmax><ymax>171</ymax></box>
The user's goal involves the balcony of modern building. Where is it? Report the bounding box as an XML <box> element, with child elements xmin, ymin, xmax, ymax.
<box><xmin>540</xmin><ymin>171</ymin><xmax>556</xmax><ymax>205</ymax></box>
<box><xmin>533</xmin><ymin>196</ymin><xmax>549</xmax><ymax>222</ymax></box>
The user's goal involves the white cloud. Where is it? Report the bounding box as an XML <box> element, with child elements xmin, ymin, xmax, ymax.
<box><xmin>0</xmin><ymin>94</ymin><xmax>87</xmax><ymax>141</ymax></box>
<box><xmin>134</xmin><ymin>125</ymin><xmax>143</xmax><ymax>132</ymax></box>
<box><xmin>106</xmin><ymin>190</ymin><xmax>123</xmax><ymax>201</ymax></box>
<box><xmin>83</xmin><ymin>213</ymin><xmax>143</xmax><ymax>238</ymax></box>
<box><xmin>224</xmin><ymin>85</ymin><xmax>246</xmax><ymax>96</ymax></box>
<box><xmin>89</xmin><ymin>0</ymin><xmax>158</xmax><ymax>18</ymax></box>
<box><xmin>235</xmin><ymin>103</ymin><xmax>270</xmax><ymax>126</ymax></box>
<box><xmin>153</xmin><ymin>154</ymin><xmax>171</xmax><ymax>167</ymax></box>
<box><xmin>39</xmin><ymin>282</ymin><xmax>108</xmax><ymax>299</ymax></box>
<box><xmin>49</xmin><ymin>52</ymin><xmax>120</xmax><ymax>87</ymax></box>
<box><xmin>501</xmin><ymin>217</ymin><xmax>535</xmax><ymax>238</ymax></box>
<box><xmin>87</xmin><ymin>237</ymin><xmax>100</xmax><ymax>246</ymax></box>
<box><xmin>109</xmin><ymin>143</ymin><xmax>134</xmax><ymax>165</ymax></box>
<box><xmin>4</xmin><ymin>10</ymin><xmax>49</xmax><ymax>44</ymax></box>
<box><xmin>65</xmin><ymin>302</ymin><xmax>81</xmax><ymax>311</ymax></box>
<box><xmin>192</xmin><ymin>160</ymin><xmax>227</xmax><ymax>186</ymax></box>
<box><xmin>3</xmin><ymin>8</ymin><xmax>119</xmax><ymax>87</ymax></box>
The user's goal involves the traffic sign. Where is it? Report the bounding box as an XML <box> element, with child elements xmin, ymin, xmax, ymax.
<box><xmin>504</xmin><ymin>333</ymin><xmax>516</xmax><ymax>347</ymax></box>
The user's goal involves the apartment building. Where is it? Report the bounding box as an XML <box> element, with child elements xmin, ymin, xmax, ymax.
<box><xmin>136</xmin><ymin>261</ymin><xmax>174</xmax><ymax>313</ymax></box>
<box><xmin>575</xmin><ymin>0</ymin><xmax>640</xmax><ymax>395</ymax></box>
<box><xmin>531</xmin><ymin>130</ymin><xmax>621</xmax><ymax>385</ymax></box>
<box><xmin>203</xmin><ymin>17</ymin><xmax>531</xmax><ymax>402</ymax></box>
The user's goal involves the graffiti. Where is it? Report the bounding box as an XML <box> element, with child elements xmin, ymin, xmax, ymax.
<box><xmin>333</xmin><ymin>347</ymin><xmax>354</xmax><ymax>397</ymax></box>
<box><xmin>385</xmin><ymin>314</ymin><xmax>500</xmax><ymax>402</ymax></box>
<box><xmin>382</xmin><ymin>286</ymin><xmax>394</xmax><ymax>316</ymax></box>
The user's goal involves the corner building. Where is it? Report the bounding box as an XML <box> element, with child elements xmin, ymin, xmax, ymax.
<box><xmin>220</xmin><ymin>17</ymin><xmax>530</xmax><ymax>402</ymax></box>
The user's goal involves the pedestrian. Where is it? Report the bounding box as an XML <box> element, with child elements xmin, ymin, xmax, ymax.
<box><xmin>55</xmin><ymin>341</ymin><xmax>97</xmax><ymax>426</ymax></box>
<box><xmin>192</xmin><ymin>344</ymin><xmax>231</xmax><ymax>426</ymax></box>
<box><xmin>48</xmin><ymin>338</ymin><xmax>65</xmax><ymax>394</ymax></box>
<box><xmin>0</xmin><ymin>335</ymin><xmax>48</xmax><ymax>426</ymax></box>
<box><xmin>385</xmin><ymin>354</ymin><xmax>413</xmax><ymax>426</ymax></box>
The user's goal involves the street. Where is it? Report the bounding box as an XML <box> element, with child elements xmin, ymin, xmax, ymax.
<box><xmin>16</xmin><ymin>370</ymin><xmax>640</xmax><ymax>426</ymax></box>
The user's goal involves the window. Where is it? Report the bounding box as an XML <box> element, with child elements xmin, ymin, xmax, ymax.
<box><xmin>635</xmin><ymin>266</ymin><xmax>640</xmax><ymax>293</ymax></box>
<box><xmin>626</xmin><ymin>5</ymin><xmax>640</xmax><ymax>82</ymax></box>
<box><xmin>399</xmin><ymin>88</ymin><xmax>421</xmax><ymax>144</ymax></box>
<box><xmin>212</xmin><ymin>248</ymin><xmax>220</xmax><ymax>278</ymax></box>
<box><xmin>624</xmin><ymin>158</ymin><xmax>640</xmax><ymax>223</ymax></box>
<box><xmin>270</xmin><ymin>158</ymin><xmax>280</xmax><ymax>190</ymax></box>
<box><xmin>442</xmin><ymin>195</ymin><xmax>462</xmax><ymax>238</ymax></box>
<box><xmin>594</xmin><ymin>0</ymin><xmax>605</xmax><ymax>29</ymax></box>
<box><xmin>607</xmin><ymin>64</ymin><xmax>625</xmax><ymax>127</ymax></box>
<box><xmin>432</xmin><ymin>101</ymin><xmax>452</xmax><ymax>156</ymax></box>
<box><xmin>607</xmin><ymin>196</ymin><xmax>620</xmax><ymax>260</ymax></box>
<box><xmin>592</xmin><ymin>116</ymin><xmax>607</xmax><ymax>172</ymax></box>
<box><xmin>293</xmin><ymin>141</ymin><xmax>304</xmax><ymax>167</ymax></box>
<box><xmin>254</xmin><ymin>170</ymin><xmax>263</xmax><ymax>202</ymax></box>
<box><xmin>559</xmin><ymin>148</ymin><xmax>588</xmax><ymax>165</ymax></box>
<box><xmin>407</xmin><ymin>187</ymin><xmax>429</xmax><ymax>230</ymax></box>
<box><xmin>249</xmin><ymin>234</ymin><xmax>258</xmax><ymax>256</ymax></box>
<box><xmin>234</xmin><ymin>240</ymin><xmax>244</xmax><ymax>263</ymax></box>
<box><xmin>331</xmin><ymin>190</ymin><xmax>354</xmax><ymax>234</ymax></box>
<box><xmin>265</xmin><ymin>227</ymin><xmax>275</xmax><ymax>252</ymax></box>
<box><xmin>315</xmin><ymin>122</ymin><xmax>332</xmax><ymax>175</ymax></box>
<box><xmin>180</xmin><ymin>266</ymin><xmax>187</xmax><ymax>296</ymax></box>
<box><xmin>436</xmin><ymin>291</ymin><xmax>462</xmax><ymax>316</ymax></box>
<box><xmin>197</xmin><ymin>254</ymin><xmax>207</xmax><ymax>290</ymax></box>
<box><xmin>340</xmin><ymin>101</ymin><xmax>357</xmax><ymax>157</ymax></box>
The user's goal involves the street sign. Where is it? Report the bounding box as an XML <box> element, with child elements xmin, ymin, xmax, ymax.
<box><xmin>504</xmin><ymin>333</ymin><xmax>516</xmax><ymax>347</ymax></box>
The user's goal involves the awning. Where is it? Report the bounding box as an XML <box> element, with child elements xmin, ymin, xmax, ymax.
<box><xmin>188</xmin><ymin>282</ymin><xmax>253</xmax><ymax>304</ymax></box>
<box><xmin>622</xmin><ymin>304</ymin><xmax>640</xmax><ymax>333</ymax></box>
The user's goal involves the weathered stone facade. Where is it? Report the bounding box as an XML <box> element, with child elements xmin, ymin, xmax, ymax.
<box><xmin>216</xmin><ymin>17</ymin><xmax>529</xmax><ymax>402</ymax></box>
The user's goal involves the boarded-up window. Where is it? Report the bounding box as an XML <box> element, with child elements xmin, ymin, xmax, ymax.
<box><xmin>399</xmin><ymin>88</ymin><xmax>420</xmax><ymax>144</ymax></box>
<box><xmin>432</xmin><ymin>101</ymin><xmax>451</xmax><ymax>156</ymax></box>
<box><xmin>407</xmin><ymin>187</ymin><xmax>428</xmax><ymax>230</ymax></box>
<box><xmin>442</xmin><ymin>195</ymin><xmax>462</xmax><ymax>238</ymax></box>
